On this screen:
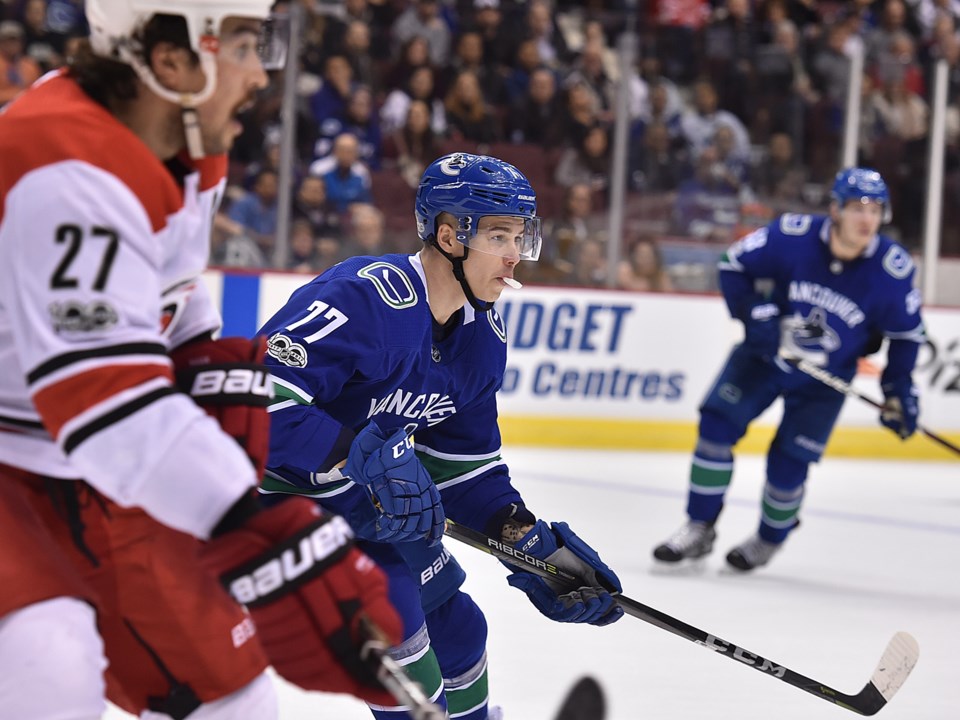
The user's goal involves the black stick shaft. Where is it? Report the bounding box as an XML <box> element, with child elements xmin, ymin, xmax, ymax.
<box><xmin>444</xmin><ymin>520</ymin><xmax>911</xmax><ymax>716</ymax></box>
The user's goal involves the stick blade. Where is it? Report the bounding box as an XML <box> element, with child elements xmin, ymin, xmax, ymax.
<box><xmin>553</xmin><ymin>676</ymin><xmax>606</xmax><ymax>720</ymax></box>
<box><xmin>870</xmin><ymin>632</ymin><xmax>919</xmax><ymax>704</ymax></box>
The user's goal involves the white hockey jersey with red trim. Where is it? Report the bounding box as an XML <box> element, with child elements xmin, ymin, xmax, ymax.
<box><xmin>0</xmin><ymin>72</ymin><xmax>256</xmax><ymax>538</ymax></box>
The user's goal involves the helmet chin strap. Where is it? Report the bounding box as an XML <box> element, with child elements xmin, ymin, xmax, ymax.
<box><xmin>119</xmin><ymin>44</ymin><xmax>218</xmax><ymax>159</ymax></box>
<box><xmin>429</xmin><ymin>237</ymin><xmax>494</xmax><ymax>314</ymax></box>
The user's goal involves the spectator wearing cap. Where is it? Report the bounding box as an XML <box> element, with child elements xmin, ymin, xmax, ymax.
<box><xmin>0</xmin><ymin>20</ymin><xmax>40</xmax><ymax>107</ymax></box>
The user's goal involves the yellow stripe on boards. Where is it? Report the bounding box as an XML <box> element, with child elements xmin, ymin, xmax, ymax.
<box><xmin>498</xmin><ymin>415</ymin><xmax>960</xmax><ymax>461</ymax></box>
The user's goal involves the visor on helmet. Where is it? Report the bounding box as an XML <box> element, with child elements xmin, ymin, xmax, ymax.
<box><xmin>453</xmin><ymin>214</ymin><xmax>542</xmax><ymax>261</ymax></box>
<box><xmin>256</xmin><ymin>13</ymin><xmax>289</xmax><ymax>71</ymax></box>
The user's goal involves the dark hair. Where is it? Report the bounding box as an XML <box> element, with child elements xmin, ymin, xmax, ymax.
<box><xmin>628</xmin><ymin>235</ymin><xmax>665</xmax><ymax>271</ymax></box>
<box><xmin>69</xmin><ymin>14</ymin><xmax>195</xmax><ymax>107</ymax></box>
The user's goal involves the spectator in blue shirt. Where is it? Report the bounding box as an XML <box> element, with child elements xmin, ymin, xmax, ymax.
<box><xmin>309</xmin><ymin>132</ymin><xmax>373</xmax><ymax>212</ymax></box>
<box><xmin>226</xmin><ymin>168</ymin><xmax>279</xmax><ymax>255</ymax></box>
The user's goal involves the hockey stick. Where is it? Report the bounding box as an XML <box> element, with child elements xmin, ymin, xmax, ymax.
<box><xmin>790</xmin><ymin>357</ymin><xmax>960</xmax><ymax>457</ymax></box>
<box><xmin>444</xmin><ymin>520</ymin><xmax>919</xmax><ymax>716</ymax></box>
<box><xmin>359</xmin><ymin>617</ymin><xmax>446</xmax><ymax>720</ymax></box>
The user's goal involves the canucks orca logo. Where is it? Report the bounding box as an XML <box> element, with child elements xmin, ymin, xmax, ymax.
<box><xmin>781</xmin><ymin>307</ymin><xmax>840</xmax><ymax>367</ymax></box>
<box><xmin>789</xmin><ymin>308</ymin><xmax>841</xmax><ymax>353</ymax></box>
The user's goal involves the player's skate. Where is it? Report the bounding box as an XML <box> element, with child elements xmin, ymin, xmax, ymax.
<box><xmin>652</xmin><ymin>520</ymin><xmax>716</xmax><ymax>562</ymax></box>
<box><xmin>725</xmin><ymin>534</ymin><xmax>781</xmax><ymax>571</ymax></box>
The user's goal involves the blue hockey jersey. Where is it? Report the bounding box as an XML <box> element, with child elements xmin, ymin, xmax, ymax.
<box><xmin>259</xmin><ymin>252</ymin><xmax>523</xmax><ymax>531</ymax></box>
<box><xmin>719</xmin><ymin>213</ymin><xmax>925</xmax><ymax>383</ymax></box>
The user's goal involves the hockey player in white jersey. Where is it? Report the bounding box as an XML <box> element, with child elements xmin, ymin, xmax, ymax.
<box><xmin>653</xmin><ymin>168</ymin><xmax>925</xmax><ymax>571</ymax></box>
<box><xmin>258</xmin><ymin>152</ymin><xmax>624</xmax><ymax>720</ymax></box>
<box><xmin>0</xmin><ymin>2</ymin><xmax>402</xmax><ymax>718</ymax></box>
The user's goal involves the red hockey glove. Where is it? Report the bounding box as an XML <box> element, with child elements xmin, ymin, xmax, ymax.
<box><xmin>201</xmin><ymin>497</ymin><xmax>403</xmax><ymax>704</ymax></box>
<box><xmin>170</xmin><ymin>335</ymin><xmax>273</xmax><ymax>477</ymax></box>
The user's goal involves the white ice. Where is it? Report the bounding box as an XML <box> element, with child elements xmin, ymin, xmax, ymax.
<box><xmin>107</xmin><ymin>447</ymin><xmax>960</xmax><ymax>720</ymax></box>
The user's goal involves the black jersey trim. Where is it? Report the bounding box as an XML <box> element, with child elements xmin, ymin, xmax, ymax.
<box><xmin>62</xmin><ymin>386</ymin><xmax>178</xmax><ymax>454</ymax></box>
<box><xmin>0</xmin><ymin>413</ymin><xmax>44</xmax><ymax>430</ymax></box>
<box><xmin>27</xmin><ymin>343</ymin><xmax>168</xmax><ymax>385</ymax></box>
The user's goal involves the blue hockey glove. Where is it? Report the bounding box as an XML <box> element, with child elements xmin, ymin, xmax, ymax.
<box><xmin>343</xmin><ymin>422</ymin><xmax>445</xmax><ymax>546</ymax></box>
<box><xmin>880</xmin><ymin>378</ymin><xmax>919</xmax><ymax>439</ymax></box>
<box><xmin>506</xmin><ymin>520</ymin><xmax>623</xmax><ymax>626</ymax></box>
<box><xmin>739</xmin><ymin>297</ymin><xmax>781</xmax><ymax>360</ymax></box>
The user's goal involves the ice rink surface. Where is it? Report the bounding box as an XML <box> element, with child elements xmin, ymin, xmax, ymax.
<box><xmin>108</xmin><ymin>447</ymin><xmax>959</xmax><ymax>720</ymax></box>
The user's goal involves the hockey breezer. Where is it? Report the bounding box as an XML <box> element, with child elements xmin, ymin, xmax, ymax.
<box><xmin>789</xmin><ymin>357</ymin><xmax>960</xmax><ymax>458</ymax></box>
<box><xmin>444</xmin><ymin>520</ymin><xmax>919</xmax><ymax>716</ymax></box>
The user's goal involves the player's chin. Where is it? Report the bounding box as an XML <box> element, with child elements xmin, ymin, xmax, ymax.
<box><xmin>479</xmin><ymin>282</ymin><xmax>505</xmax><ymax>303</ymax></box>
<box><xmin>206</xmin><ymin>128</ymin><xmax>240</xmax><ymax>156</ymax></box>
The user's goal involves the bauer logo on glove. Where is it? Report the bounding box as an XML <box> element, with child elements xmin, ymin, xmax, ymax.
<box><xmin>188</xmin><ymin>367</ymin><xmax>273</xmax><ymax>404</ymax></box>
<box><xmin>223</xmin><ymin>513</ymin><xmax>355</xmax><ymax>606</ymax></box>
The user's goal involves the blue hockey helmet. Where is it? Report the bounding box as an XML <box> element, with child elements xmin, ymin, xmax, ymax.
<box><xmin>415</xmin><ymin>153</ymin><xmax>542</xmax><ymax>261</ymax></box>
<box><xmin>830</xmin><ymin>167</ymin><xmax>891</xmax><ymax>223</ymax></box>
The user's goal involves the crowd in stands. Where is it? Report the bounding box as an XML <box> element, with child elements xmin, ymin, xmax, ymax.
<box><xmin>5</xmin><ymin>0</ymin><xmax>960</xmax><ymax>290</ymax></box>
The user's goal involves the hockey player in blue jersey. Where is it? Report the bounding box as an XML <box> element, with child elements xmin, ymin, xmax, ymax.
<box><xmin>258</xmin><ymin>152</ymin><xmax>623</xmax><ymax>719</ymax></box>
<box><xmin>653</xmin><ymin>167</ymin><xmax>925</xmax><ymax>571</ymax></box>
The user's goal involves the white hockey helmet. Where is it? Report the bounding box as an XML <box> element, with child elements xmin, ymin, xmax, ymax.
<box><xmin>85</xmin><ymin>0</ymin><xmax>276</xmax><ymax>64</ymax></box>
<box><xmin>84</xmin><ymin>0</ymin><xmax>282</xmax><ymax>157</ymax></box>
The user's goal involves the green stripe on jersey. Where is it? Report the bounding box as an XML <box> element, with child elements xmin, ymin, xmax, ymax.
<box><xmin>271</xmin><ymin>380</ymin><xmax>312</xmax><ymax>405</ymax></box>
<box><xmin>416</xmin><ymin>452</ymin><xmax>500</xmax><ymax>486</ymax></box>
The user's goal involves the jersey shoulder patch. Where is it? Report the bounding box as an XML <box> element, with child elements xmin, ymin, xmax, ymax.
<box><xmin>487</xmin><ymin>307</ymin><xmax>507</xmax><ymax>344</ymax></box>
<box><xmin>778</xmin><ymin>213</ymin><xmax>814</xmax><ymax>236</ymax></box>
<box><xmin>356</xmin><ymin>260</ymin><xmax>419</xmax><ymax>309</ymax></box>
<box><xmin>881</xmin><ymin>245</ymin><xmax>914</xmax><ymax>280</ymax></box>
